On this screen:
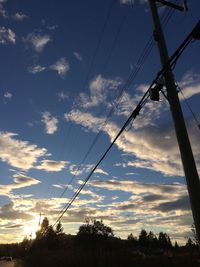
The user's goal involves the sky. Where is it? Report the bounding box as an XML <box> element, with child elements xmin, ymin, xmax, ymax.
<box><xmin>0</xmin><ymin>0</ymin><xmax>200</xmax><ymax>244</ymax></box>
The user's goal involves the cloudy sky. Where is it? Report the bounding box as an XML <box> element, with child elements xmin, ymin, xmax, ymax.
<box><xmin>0</xmin><ymin>0</ymin><xmax>200</xmax><ymax>244</ymax></box>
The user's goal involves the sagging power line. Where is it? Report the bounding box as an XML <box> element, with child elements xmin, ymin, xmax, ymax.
<box><xmin>52</xmin><ymin>20</ymin><xmax>200</xmax><ymax>227</ymax></box>
<box><xmin>55</xmin><ymin>3</ymin><xmax>180</xmax><ymax>205</ymax></box>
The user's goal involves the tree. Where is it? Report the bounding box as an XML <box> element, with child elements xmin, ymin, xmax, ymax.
<box><xmin>174</xmin><ymin>241</ymin><xmax>179</xmax><ymax>249</ymax></box>
<box><xmin>36</xmin><ymin>217</ymin><xmax>50</xmax><ymax>239</ymax></box>
<box><xmin>147</xmin><ymin>231</ymin><xmax>157</xmax><ymax>247</ymax></box>
<box><xmin>55</xmin><ymin>221</ymin><xmax>64</xmax><ymax>236</ymax></box>
<box><xmin>186</xmin><ymin>237</ymin><xmax>194</xmax><ymax>248</ymax></box>
<box><xmin>77</xmin><ymin>220</ymin><xmax>114</xmax><ymax>238</ymax></box>
<box><xmin>127</xmin><ymin>233</ymin><xmax>137</xmax><ymax>246</ymax></box>
<box><xmin>138</xmin><ymin>229</ymin><xmax>148</xmax><ymax>247</ymax></box>
<box><xmin>158</xmin><ymin>232</ymin><xmax>172</xmax><ymax>249</ymax></box>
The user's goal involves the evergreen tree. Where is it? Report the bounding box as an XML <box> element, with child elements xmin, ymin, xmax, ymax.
<box><xmin>158</xmin><ymin>232</ymin><xmax>172</xmax><ymax>249</ymax></box>
<box><xmin>186</xmin><ymin>237</ymin><xmax>194</xmax><ymax>248</ymax></box>
<box><xmin>55</xmin><ymin>221</ymin><xmax>64</xmax><ymax>236</ymax></box>
<box><xmin>138</xmin><ymin>229</ymin><xmax>148</xmax><ymax>247</ymax></box>
<box><xmin>174</xmin><ymin>241</ymin><xmax>179</xmax><ymax>249</ymax></box>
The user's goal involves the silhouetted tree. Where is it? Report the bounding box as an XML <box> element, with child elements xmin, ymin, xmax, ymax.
<box><xmin>78</xmin><ymin>219</ymin><xmax>114</xmax><ymax>237</ymax></box>
<box><xmin>147</xmin><ymin>231</ymin><xmax>157</xmax><ymax>247</ymax></box>
<box><xmin>127</xmin><ymin>233</ymin><xmax>137</xmax><ymax>246</ymax></box>
<box><xmin>127</xmin><ymin>233</ymin><xmax>134</xmax><ymax>241</ymax></box>
<box><xmin>174</xmin><ymin>241</ymin><xmax>179</xmax><ymax>249</ymax></box>
<box><xmin>186</xmin><ymin>237</ymin><xmax>194</xmax><ymax>248</ymax></box>
<box><xmin>36</xmin><ymin>217</ymin><xmax>50</xmax><ymax>240</ymax></box>
<box><xmin>55</xmin><ymin>221</ymin><xmax>64</xmax><ymax>236</ymax></box>
<box><xmin>138</xmin><ymin>229</ymin><xmax>148</xmax><ymax>247</ymax></box>
<box><xmin>158</xmin><ymin>232</ymin><xmax>172</xmax><ymax>249</ymax></box>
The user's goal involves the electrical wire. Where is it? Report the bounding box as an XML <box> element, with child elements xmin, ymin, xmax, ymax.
<box><xmin>177</xmin><ymin>83</ymin><xmax>200</xmax><ymax>129</ymax></box>
<box><xmin>52</xmin><ymin>20</ymin><xmax>199</xmax><ymax>226</ymax></box>
<box><xmin>54</xmin><ymin>3</ymin><xmax>182</xmax><ymax>210</ymax></box>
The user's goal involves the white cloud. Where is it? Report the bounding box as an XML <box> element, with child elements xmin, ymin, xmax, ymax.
<box><xmin>65</xmin><ymin>109</ymin><xmax>200</xmax><ymax>177</ymax></box>
<box><xmin>89</xmin><ymin>179</ymin><xmax>187</xmax><ymax>197</ymax></box>
<box><xmin>120</xmin><ymin>0</ymin><xmax>134</xmax><ymax>4</ymax></box>
<box><xmin>28</xmin><ymin>65</ymin><xmax>46</xmax><ymax>74</ymax></box>
<box><xmin>12</xmin><ymin>12</ymin><xmax>28</xmax><ymax>21</ymax></box>
<box><xmin>0</xmin><ymin>1</ymin><xmax>8</xmax><ymax>18</ymax></box>
<box><xmin>4</xmin><ymin>91</ymin><xmax>12</xmax><ymax>99</ymax></box>
<box><xmin>64</xmin><ymin>110</ymin><xmax>105</xmax><ymax>133</ymax></box>
<box><xmin>50</xmin><ymin>58</ymin><xmax>70</xmax><ymax>78</ymax></box>
<box><xmin>73</xmin><ymin>51</ymin><xmax>83</xmax><ymax>61</ymax></box>
<box><xmin>41</xmin><ymin>112</ymin><xmax>58</xmax><ymax>135</ymax></box>
<box><xmin>120</xmin><ymin>0</ymin><xmax>147</xmax><ymax>4</ymax></box>
<box><xmin>179</xmin><ymin>72</ymin><xmax>200</xmax><ymax>99</ymax></box>
<box><xmin>94</xmin><ymin>168</ymin><xmax>109</xmax><ymax>175</ymax></box>
<box><xmin>23</xmin><ymin>32</ymin><xmax>51</xmax><ymax>52</ymax></box>
<box><xmin>78</xmin><ymin>74</ymin><xmax>122</xmax><ymax>108</ymax></box>
<box><xmin>35</xmin><ymin>160</ymin><xmax>67</xmax><ymax>172</ymax></box>
<box><xmin>69</xmin><ymin>164</ymin><xmax>93</xmax><ymax>176</ymax></box>
<box><xmin>0</xmin><ymin>26</ymin><xmax>16</xmax><ymax>44</ymax></box>
<box><xmin>0</xmin><ymin>132</ymin><xmax>47</xmax><ymax>170</ymax></box>
<box><xmin>57</xmin><ymin>91</ymin><xmax>68</xmax><ymax>101</ymax></box>
<box><xmin>0</xmin><ymin>172</ymin><xmax>41</xmax><ymax>196</ymax></box>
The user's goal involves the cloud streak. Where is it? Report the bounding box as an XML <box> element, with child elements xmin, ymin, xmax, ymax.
<box><xmin>0</xmin><ymin>132</ymin><xmax>47</xmax><ymax>170</ymax></box>
<box><xmin>23</xmin><ymin>32</ymin><xmax>51</xmax><ymax>52</ymax></box>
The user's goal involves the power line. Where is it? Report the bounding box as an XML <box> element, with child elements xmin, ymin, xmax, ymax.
<box><xmin>54</xmin><ymin>4</ymin><xmax>181</xmax><ymax>207</ymax></box>
<box><xmin>177</xmin><ymin>83</ymin><xmax>200</xmax><ymax>129</ymax></box>
<box><xmin>52</xmin><ymin>20</ymin><xmax>198</xmax><ymax>226</ymax></box>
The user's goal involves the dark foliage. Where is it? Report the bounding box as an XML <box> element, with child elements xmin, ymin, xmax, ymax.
<box><xmin>1</xmin><ymin>218</ymin><xmax>200</xmax><ymax>267</ymax></box>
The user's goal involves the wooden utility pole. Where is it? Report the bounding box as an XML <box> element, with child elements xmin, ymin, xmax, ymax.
<box><xmin>148</xmin><ymin>0</ymin><xmax>200</xmax><ymax>244</ymax></box>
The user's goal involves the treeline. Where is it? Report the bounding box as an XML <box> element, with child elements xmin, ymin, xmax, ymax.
<box><xmin>0</xmin><ymin>218</ymin><xmax>199</xmax><ymax>267</ymax></box>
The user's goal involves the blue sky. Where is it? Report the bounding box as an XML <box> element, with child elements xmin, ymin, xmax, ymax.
<box><xmin>0</xmin><ymin>0</ymin><xmax>200</xmax><ymax>244</ymax></box>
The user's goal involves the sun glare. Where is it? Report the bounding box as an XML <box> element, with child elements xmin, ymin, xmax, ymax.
<box><xmin>22</xmin><ymin>214</ymin><xmax>42</xmax><ymax>239</ymax></box>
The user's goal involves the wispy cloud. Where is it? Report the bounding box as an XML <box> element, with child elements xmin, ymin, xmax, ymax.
<box><xmin>35</xmin><ymin>160</ymin><xmax>67</xmax><ymax>172</ymax></box>
<box><xmin>23</xmin><ymin>32</ymin><xmax>51</xmax><ymax>52</ymax></box>
<box><xmin>50</xmin><ymin>58</ymin><xmax>70</xmax><ymax>78</ymax></box>
<box><xmin>89</xmin><ymin>179</ymin><xmax>187</xmax><ymax>197</ymax></box>
<box><xmin>0</xmin><ymin>1</ymin><xmax>8</xmax><ymax>18</ymax></box>
<box><xmin>64</xmin><ymin>110</ymin><xmax>105</xmax><ymax>133</ymax></box>
<box><xmin>12</xmin><ymin>12</ymin><xmax>28</xmax><ymax>21</ymax></box>
<box><xmin>179</xmin><ymin>71</ymin><xmax>200</xmax><ymax>99</ymax></box>
<box><xmin>73</xmin><ymin>51</ymin><xmax>83</xmax><ymax>61</ymax></box>
<box><xmin>120</xmin><ymin>0</ymin><xmax>134</xmax><ymax>4</ymax></box>
<box><xmin>41</xmin><ymin>112</ymin><xmax>58</xmax><ymax>135</ymax></box>
<box><xmin>65</xmin><ymin>108</ymin><xmax>200</xmax><ymax>177</ymax></box>
<box><xmin>94</xmin><ymin>168</ymin><xmax>109</xmax><ymax>175</ymax></box>
<box><xmin>28</xmin><ymin>65</ymin><xmax>46</xmax><ymax>74</ymax></box>
<box><xmin>0</xmin><ymin>172</ymin><xmax>41</xmax><ymax>196</ymax></box>
<box><xmin>4</xmin><ymin>91</ymin><xmax>12</xmax><ymax>99</ymax></box>
<box><xmin>0</xmin><ymin>132</ymin><xmax>47</xmax><ymax>170</ymax></box>
<box><xmin>57</xmin><ymin>91</ymin><xmax>68</xmax><ymax>101</ymax></box>
<box><xmin>0</xmin><ymin>26</ymin><xmax>16</xmax><ymax>44</ymax></box>
<box><xmin>0</xmin><ymin>202</ymin><xmax>33</xmax><ymax>220</ymax></box>
<box><xmin>120</xmin><ymin>0</ymin><xmax>147</xmax><ymax>5</ymax></box>
<box><xmin>69</xmin><ymin>164</ymin><xmax>93</xmax><ymax>176</ymax></box>
<box><xmin>78</xmin><ymin>74</ymin><xmax>122</xmax><ymax>108</ymax></box>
